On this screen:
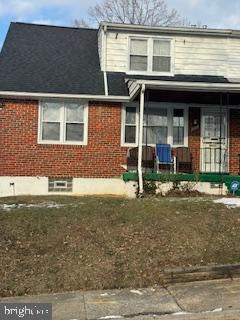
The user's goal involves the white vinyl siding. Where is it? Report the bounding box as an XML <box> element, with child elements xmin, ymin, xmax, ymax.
<box><xmin>103</xmin><ymin>31</ymin><xmax>240</xmax><ymax>80</ymax></box>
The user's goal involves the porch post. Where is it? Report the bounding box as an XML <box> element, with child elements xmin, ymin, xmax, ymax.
<box><xmin>138</xmin><ymin>84</ymin><xmax>145</xmax><ymax>196</ymax></box>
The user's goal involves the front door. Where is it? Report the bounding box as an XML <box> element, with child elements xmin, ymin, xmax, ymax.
<box><xmin>201</xmin><ymin>108</ymin><xmax>228</xmax><ymax>173</ymax></box>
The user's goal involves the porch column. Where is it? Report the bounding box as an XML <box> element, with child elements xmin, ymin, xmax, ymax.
<box><xmin>138</xmin><ymin>84</ymin><xmax>145</xmax><ymax>195</ymax></box>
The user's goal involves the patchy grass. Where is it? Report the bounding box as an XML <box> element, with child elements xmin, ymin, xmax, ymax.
<box><xmin>1</xmin><ymin>195</ymin><xmax>240</xmax><ymax>297</ymax></box>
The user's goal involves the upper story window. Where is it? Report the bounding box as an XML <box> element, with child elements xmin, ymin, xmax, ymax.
<box><xmin>153</xmin><ymin>40</ymin><xmax>171</xmax><ymax>72</ymax></box>
<box><xmin>129</xmin><ymin>37</ymin><xmax>172</xmax><ymax>74</ymax></box>
<box><xmin>130</xmin><ymin>39</ymin><xmax>148</xmax><ymax>71</ymax></box>
<box><xmin>39</xmin><ymin>101</ymin><xmax>88</xmax><ymax>145</ymax></box>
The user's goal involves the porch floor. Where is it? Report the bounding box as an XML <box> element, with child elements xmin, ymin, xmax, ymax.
<box><xmin>122</xmin><ymin>172</ymin><xmax>240</xmax><ymax>195</ymax></box>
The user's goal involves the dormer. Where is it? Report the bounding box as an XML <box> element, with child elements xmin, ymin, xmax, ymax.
<box><xmin>98</xmin><ymin>22</ymin><xmax>240</xmax><ymax>81</ymax></box>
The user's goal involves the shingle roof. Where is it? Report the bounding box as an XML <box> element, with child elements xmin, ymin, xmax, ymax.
<box><xmin>0</xmin><ymin>22</ymin><xmax>238</xmax><ymax>99</ymax></box>
<box><xmin>0</xmin><ymin>22</ymin><xmax>128</xmax><ymax>96</ymax></box>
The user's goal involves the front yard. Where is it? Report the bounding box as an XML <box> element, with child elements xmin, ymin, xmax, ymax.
<box><xmin>1</xmin><ymin>195</ymin><xmax>240</xmax><ymax>297</ymax></box>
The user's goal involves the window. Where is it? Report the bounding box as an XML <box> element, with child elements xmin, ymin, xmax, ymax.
<box><xmin>153</xmin><ymin>40</ymin><xmax>171</xmax><ymax>72</ymax></box>
<box><xmin>125</xmin><ymin>106</ymin><xmax>137</xmax><ymax>144</ymax></box>
<box><xmin>42</xmin><ymin>102</ymin><xmax>61</xmax><ymax>141</ymax></box>
<box><xmin>122</xmin><ymin>103</ymin><xmax>187</xmax><ymax>146</ymax></box>
<box><xmin>173</xmin><ymin>109</ymin><xmax>184</xmax><ymax>145</ymax></box>
<box><xmin>39</xmin><ymin>101</ymin><xmax>87</xmax><ymax>144</ymax></box>
<box><xmin>130</xmin><ymin>39</ymin><xmax>148</xmax><ymax>71</ymax></box>
<box><xmin>143</xmin><ymin>108</ymin><xmax>168</xmax><ymax>144</ymax></box>
<box><xmin>129</xmin><ymin>37</ymin><xmax>172</xmax><ymax>73</ymax></box>
<box><xmin>48</xmin><ymin>178</ymin><xmax>73</xmax><ymax>192</ymax></box>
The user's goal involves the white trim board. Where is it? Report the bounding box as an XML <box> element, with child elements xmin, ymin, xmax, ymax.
<box><xmin>132</xmin><ymin>80</ymin><xmax>240</xmax><ymax>93</ymax></box>
<box><xmin>0</xmin><ymin>91</ymin><xmax>130</xmax><ymax>102</ymax></box>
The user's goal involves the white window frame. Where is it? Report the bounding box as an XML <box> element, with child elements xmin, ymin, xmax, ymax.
<box><xmin>38</xmin><ymin>100</ymin><xmax>88</xmax><ymax>145</ymax></box>
<box><xmin>121</xmin><ymin>102</ymin><xmax>139</xmax><ymax>147</ymax></box>
<box><xmin>121</xmin><ymin>102</ymin><xmax>188</xmax><ymax>147</ymax></box>
<box><xmin>127</xmin><ymin>35</ymin><xmax>175</xmax><ymax>76</ymax></box>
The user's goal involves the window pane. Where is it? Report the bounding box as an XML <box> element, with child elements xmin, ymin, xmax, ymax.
<box><xmin>42</xmin><ymin>123</ymin><xmax>60</xmax><ymax>141</ymax></box>
<box><xmin>153</xmin><ymin>56</ymin><xmax>171</xmax><ymax>72</ymax></box>
<box><xmin>130</xmin><ymin>55</ymin><xmax>148</xmax><ymax>71</ymax></box>
<box><xmin>144</xmin><ymin>108</ymin><xmax>167</xmax><ymax>126</ymax></box>
<box><xmin>125</xmin><ymin>126</ymin><xmax>136</xmax><ymax>144</ymax></box>
<box><xmin>173</xmin><ymin>127</ymin><xmax>184</xmax><ymax>145</ymax></box>
<box><xmin>66</xmin><ymin>123</ymin><xmax>84</xmax><ymax>141</ymax></box>
<box><xmin>42</xmin><ymin>103</ymin><xmax>61</xmax><ymax>121</ymax></box>
<box><xmin>153</xmin><ymin>40</ymin><xmax>170</xmax><ymax>56</ymax></box>
<box><xmin>143</xmin><ymin>126</ymin><xmax>167</xmax><ymax>144</ymax></box>
<box><xmin>173</xmin><ymin>109</ymin><xmax>184</xmax><ymax>126</ymax></box>
<box><xmin>173</xmin><ymin>117</ymin><xmax>184</xmax><ymax>127</ymax></box>
<box><xmin>66</xmin><ymin>104</ymin><xmax>84</xmax><ymax>122</ymax></box>
<box><xmin>126</xmin><ymin>107</ymin><xmax>136</xmax><ymax>125</ymax></box>
<box><xmin>174</xmin><ymin>109</ymin><xmax>184</xmax><ymax>117</ymax></box>
<box><xmin>173</xmin><ymin>109</ymin><xmax>184</xmax><ymax>144</ymax></box>
<box><xmin>130</xmin><ymin>39</ymin><xmax>147</xmax><ymax>55</ymax></box>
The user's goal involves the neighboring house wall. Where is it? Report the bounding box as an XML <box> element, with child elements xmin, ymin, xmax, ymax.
<box><xmin>104</xmin><ymin>31</ymin><xmax>240</xmax><ymax>79</ymax></box>
<box><xmin>0</xmin><ymin>100</ymin><xmax>127</xmax><ymax>178</ymax></box>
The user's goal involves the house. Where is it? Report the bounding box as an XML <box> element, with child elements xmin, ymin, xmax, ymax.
<box><xmin>1</xmin><ymin>21</ymin><xmax>240</xmax><ymax>197</ymax></box>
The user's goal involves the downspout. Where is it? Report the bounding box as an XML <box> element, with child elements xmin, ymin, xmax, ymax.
<box><xmin>138</xmin><ymin>84</ymin><xmax>145</xmax><ymax>196</ymax></box>
<box><xmin>102</xmin><ymin>25</ymin><xmax>109</xmax><ymax>96</ymax></box>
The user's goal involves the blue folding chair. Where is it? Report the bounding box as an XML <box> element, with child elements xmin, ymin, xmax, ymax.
<box><xmin>155</xmin><ymin>144</ymin><xmax>176</xmax><ymax>173</ymax></box>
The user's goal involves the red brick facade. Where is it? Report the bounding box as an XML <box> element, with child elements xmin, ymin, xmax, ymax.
<box><xmin>229</xmin><ymin>109</ymin><xmax>240</xmax><ymax>175</ymax></box>
<box><xmin>188</xmin><ymin>107</ymin><xmax>201</xmax><ymax>173</ymax></box>
<box><xmin>1</xmin><ymin>99</ymin><xmax>240</xmax><ymax>177</ymax></box>
<box><xmin>0</xmin><ymin>100</ymin><xmax>127</xmax><ymax>178</ymax></box>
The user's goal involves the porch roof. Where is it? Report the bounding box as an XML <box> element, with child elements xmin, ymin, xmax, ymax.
<box><xmin>126</xmin><ymin>75</ymin><xmax>240</xmax><ymax>100</ymax></box>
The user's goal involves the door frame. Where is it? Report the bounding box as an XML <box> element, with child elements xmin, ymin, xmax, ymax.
<box><xmin>200</xmin><ymin>106</ymin><xmax>229</xmax><ymax>173</ymax></box>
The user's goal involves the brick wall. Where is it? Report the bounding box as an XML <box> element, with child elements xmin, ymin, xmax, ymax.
<box><xmin>0</xmin><ymin>99</ymin><xmax>128</xmax><ymax>178</ymax></box>
<box><xmin>188</xmin><ymin>107</ymin><xmax>201</xmax><ymax>173</ymax></box>
<box><xmin>1</xmin><ymin>100</ymin><xmax>239</xmax><ymax>178</ymax></box>
<box><xmin>229</xmin><ymin>109</ymin><xmax>240</xmax><ymax>175</ymax></box>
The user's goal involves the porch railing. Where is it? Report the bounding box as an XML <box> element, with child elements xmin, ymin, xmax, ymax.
<box><xmin>200</xmin><ymin>147</ymin><xmax>228</xmax><ymax>173</ymax></box>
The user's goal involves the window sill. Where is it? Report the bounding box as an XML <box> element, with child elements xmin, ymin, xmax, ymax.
<box><xmin>38</xmin><ymin>140</ymin><xmax>87</xmax><ymax>146</ymax></box>
<box><xmin>122</xmin><ymin>143</ymin><xmax>188</xmax><ymax>148</ymax></box>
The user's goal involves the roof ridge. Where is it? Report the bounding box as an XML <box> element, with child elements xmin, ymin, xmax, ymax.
<box><xmin>11</xmin><ymin>21</ymin><xmax>98</xmax><ymax>32</ymax></box>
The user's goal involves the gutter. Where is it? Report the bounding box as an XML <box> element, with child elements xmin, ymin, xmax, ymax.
<box><xmin>102</xmin><ymin>25</ymin><xmax>109</xmax><ymax>96</ymax></box>
<box><xmin>100</xmin><ymin>21</ymin><xmax>240</xmax><ymax>38</ymax></box>
<box><xmin>132</xmin><ymin>80</ymin><xmax>240</xmax><ymax>93</ymax></box>
<box><xmin>0</xmin><ymin>91</ymin><xmax>130</xmax><ymax>102</ymax></box>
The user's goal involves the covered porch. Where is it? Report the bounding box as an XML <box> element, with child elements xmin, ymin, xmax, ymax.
<box><xmin>124</xmin><ymin>76</ymin><xmax>240</xmax><ymax>194</ymax></box>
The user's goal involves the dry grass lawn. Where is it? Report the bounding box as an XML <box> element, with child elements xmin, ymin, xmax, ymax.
<box><xmin>1</xmin><ymin>195</ymin><xmax>240</xmax><ymax>297</ymax></box>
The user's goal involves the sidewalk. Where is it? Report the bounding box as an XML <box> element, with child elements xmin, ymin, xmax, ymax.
<box><xmin>1</xmin><ymin>278</ymin><xmax>240</xmax><ymax>319</ymax></box>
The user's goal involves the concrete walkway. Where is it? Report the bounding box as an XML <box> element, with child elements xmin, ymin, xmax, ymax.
<box><xmin>1</xmin><ymin>278</ymin><xmax>240</xmax><ymax>319</ymax></box>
